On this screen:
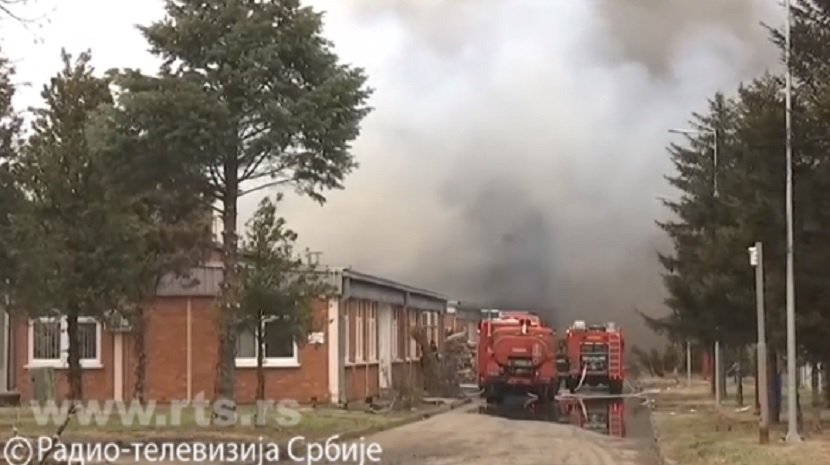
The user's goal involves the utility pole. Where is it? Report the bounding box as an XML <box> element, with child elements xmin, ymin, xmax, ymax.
<box><xmin>784</xmin><ymin>0</ymin><xmax>801</xmax><ymax>443</ymax></box>
<box><xmin>749</xmin><ymin>242</ymin><xmax>769</xmax><ymax>444</ymax></box>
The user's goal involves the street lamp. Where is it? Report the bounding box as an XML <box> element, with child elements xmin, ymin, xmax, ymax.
<box><xmin>783</xmin><ymin>0</ymin><xmax>801</xmax><ymax>443</ymax></box>
<box><xmin>668</xmin><ymin>126</ymin><xmax>722</xmax><ymax>406</ymax></box>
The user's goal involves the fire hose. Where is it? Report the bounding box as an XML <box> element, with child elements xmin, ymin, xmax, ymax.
<box><xmin>523</xmin><ymin>391</ymin><xmax>539</xmax><ymax>408</ymax></box>
<box><xmin>574</xmin><ymin>364</ymin><xmax>588</xmax><ymax>392</ymax></box>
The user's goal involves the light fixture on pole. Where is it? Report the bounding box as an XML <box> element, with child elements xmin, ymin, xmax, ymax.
<box><xmin>783</xmin><ymin>0</ymin><xmax>801</xmax><ymax>443</ymax></box>
<box><xmin>668</xmin><ymin>126</ymin><xmax>722</xmax><ymax>406</ymax></box>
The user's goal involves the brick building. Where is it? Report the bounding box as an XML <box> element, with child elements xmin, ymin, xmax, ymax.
<box><xmin>8</xmin><ymin>265</ymin><xmax>447</xmax><ymax>404</ymax></box>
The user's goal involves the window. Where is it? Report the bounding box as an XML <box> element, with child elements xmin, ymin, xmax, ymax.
<box><xmin>367</xmin><ymin>304</ymin><xmax>377</xmax><ymax>362</ymax></box>
<box><xmin>428</xmin><ymin>312</ymin><xmax>439</xmax><ymax>346</ymax></box>
<box><xmin>235</xmin><ymin>318</ymin><xmax>299</xmax><ymax>368</ymax></box>
<box><xmin>345</xmin><ymin>306</ymin><xmax>352</xmax><ymax>363</ymax></box>
<box><xmin>391</xmin><ymin>307</ymin><xmax>400</xmax><ymax>360</ymax></box>
<box><xmin>28</xmin><ymin>316</ymin><xmax>102</xmax><ymax>369</ymax></box>
<box><xmin>409</xmin><ymin>310</ymin><xmax>417</xmax><ymax>359</ymax></box>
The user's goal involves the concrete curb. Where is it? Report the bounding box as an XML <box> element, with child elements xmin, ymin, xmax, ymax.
<box><xmin>0</xmin><ymin>398</ymin><xmax>473</xmax><ymax>450</ymax></box>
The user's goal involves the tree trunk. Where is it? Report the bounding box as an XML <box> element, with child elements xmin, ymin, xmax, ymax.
<box><xmin>736</xmin><ymin>355</ymin><xmax>744</xmax><ymax>407</ymax></box>
<box><xmin>770</xmin><ymin>351</ymin><xmax>780</xmax><ymax>424</ymax></box>
<box><xmin>795</xmin><ymin>369</ymin><xmax>804</xmax><ymax>432</ymax></box>
<box><xmin>811</xmin><ymin>362</ymin><xmax>820</xmax><ymax>409</ymax></box>
<box><xmin>810</xmin><ymin>361</ymin><xmax>820</xmax><ymax>432</ymax></box>
<box><xmin>66</xmin><ymin>310</ymin><xmax>83</xmax><ymax>401</ymax></box>
<box><xmin>718</xmin><ymin>347</ymin><xmax>727</xmax><ymax>400</ymax></box>
<box><xmin>709</xmin><ymin>350</ymin><xmax>716</xmax><ymax>397</ymax></box>
<box><xmin>824</xmin><ymin>359</ymin><xmax>830</xmax><ymax>408</ymax></box>
<box><xmin>255</xmin><ymin>321</ymin><xmax>265</xmax><ymax>427</ymax></box>
<box><xmin>256</xmin><ymin>321</ymin><xmax>266</xmax><ymax>401</ymax></box>
<box><xmin>214</xmin><ymin>156</ymin><xmax>240</xmax><ymax>409</ymax></box>
<box><xmin>133</xmin><ymin>305</ymin><xmax>147</xmax><ymax>403</ymax></box>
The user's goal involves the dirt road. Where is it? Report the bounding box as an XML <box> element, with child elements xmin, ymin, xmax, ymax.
<box><xmin>370</xmin><ymin>402</ymin><xmax>658</xmax><ymax>465</ymax></box>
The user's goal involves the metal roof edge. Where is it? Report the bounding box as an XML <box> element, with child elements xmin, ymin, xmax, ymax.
<box><xmin>338</xmin><ymin>268</ymin><xmax>448</xmax><ymax>302</ymax></box>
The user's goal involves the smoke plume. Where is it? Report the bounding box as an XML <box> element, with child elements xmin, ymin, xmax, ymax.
<box><xmin>241</xmin><ymin>0</ymin><xmax>783</xmax><ymax>346</ymax></box>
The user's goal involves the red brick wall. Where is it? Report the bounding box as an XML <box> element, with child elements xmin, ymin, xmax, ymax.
<box><xmin>343</xmin><ymin>364</ymin><xmax>380</xmax><ymax>401</ymax></box>
<box><xmin>13</xmin><ymin>297</ymin><xmax>331</xmax><ymax>404</ymax></box>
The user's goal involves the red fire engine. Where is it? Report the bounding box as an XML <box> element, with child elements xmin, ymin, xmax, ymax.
<box><xmin>564</xmin><ymin>320</ymin><xmax>624</xmax><ymax>394</ymax></box>
<box><xmin>477</xmin><ymin>310</ymin><xmax>559</xmax><ymax>404</ymax></box>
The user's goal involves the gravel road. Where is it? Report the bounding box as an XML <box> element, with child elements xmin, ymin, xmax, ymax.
<box><xmin>369</xmin><ymin>401</ymin><xmax>659</xmax><ymax>465</ymax></box>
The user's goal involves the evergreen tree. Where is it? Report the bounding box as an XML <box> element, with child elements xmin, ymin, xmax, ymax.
<box><xmin>10</xmin><ymin>50</ymin><xmax>142</xmax><ymax>400</ymax></box>
<box><xmin>236</xmin><ymin>194</ymin><xmax>330</xmax><ymax>413</ymax></box>
<box><xmin>117</xmin><ymin>0</ymin><xmax>372</xmax><ymax>404</ymax></box>
<box><xmin>648</xmin><ymin>94</ymin><xmax>742</xmax><ymax>351</ymax></box>
<box><xmin>0</xmin><ymin>49</ymin><xmax>24</xmax><ymax>294</ymax></box>
<box><xmin>86</xmin><ymin>90</ymin><xmax>215</xmax><ymax>403</ymax></box>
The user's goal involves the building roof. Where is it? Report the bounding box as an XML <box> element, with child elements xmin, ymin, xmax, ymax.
<box><xmin>156</xmin><ymin>265</ymin><xmax>448</xmax><ymax>311</ymax></box>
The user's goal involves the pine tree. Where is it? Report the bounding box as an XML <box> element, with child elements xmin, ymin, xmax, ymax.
<box><xmin>0</xmin><ymin>49</ymin><xmax>24</xmax><ymax>294</ymax></box>
<box><xmin>117</xmin><ymin>0</ymin><xmax>372</xmax><ymax>404</ymax></box>
<box><xmin>236</xmin><ymin>194</ymin><xmax>331</xmax><ymax>414</ymax></box>
<box><xmin>11</xmin><ymin>50</ymin><xmax>140</xmax><ymax>400</ymax></box>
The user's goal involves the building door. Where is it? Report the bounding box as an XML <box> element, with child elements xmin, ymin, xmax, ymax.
<box><xmin>378</xmin><ymin>304</ymin><xmax>393</xmax><ymax>389</ymax></box>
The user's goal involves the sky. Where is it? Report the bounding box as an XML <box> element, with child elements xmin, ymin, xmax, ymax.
<box><xmin>2</xmin><ymin>0</ymin><xmax>785</xmax><ymax>346</ymax></box>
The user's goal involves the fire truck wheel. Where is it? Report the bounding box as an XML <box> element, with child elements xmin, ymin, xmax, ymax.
<box><xmin>485</xmin><ymin>394</ymin><xmax>502</xmax><ymax>405</ymax></box>
<box><xmin>609</xmin><ymin>379</ymin><xmax>624</xmax><ymax>395</ymax></box>
<box><xmin>565</xmin><ymin>378</ymin><xmax>577</xmax><ymax>393</ymax></box>
<box><xmin>484</xmin><ymin>385</ymin><xmax>502</xmax><ymax>404</ymax></box>
<box><xmin>545</xmin><ymin>383</ymin><xmax>559</xmax><ymax>402</ymax></box>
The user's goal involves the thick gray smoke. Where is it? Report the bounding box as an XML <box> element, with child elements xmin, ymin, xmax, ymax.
<box><xmin>240</xmin><ymin>0</ymin><xmax>782</xmax><ymax>346</ymax></box>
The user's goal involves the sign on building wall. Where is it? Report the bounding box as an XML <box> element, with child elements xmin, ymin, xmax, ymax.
<box><xmin>308</xmin><ymin>332</ymin><xmax>325</xmax><ymax>345</ymax></box>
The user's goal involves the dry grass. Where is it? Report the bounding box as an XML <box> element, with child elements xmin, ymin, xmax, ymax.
<box><xmin>0</xmin><ymin>404</ymin><xmax>413</xmax><ymax>442</ymax></box>
<box><xmin>651</xmin><ymin>380</ymin><xmax>830</xmax><ymax>465</ymax></box>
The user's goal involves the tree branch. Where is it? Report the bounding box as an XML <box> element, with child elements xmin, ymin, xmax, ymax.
<box><xmin>0</xmin><ymin>0</ymin><xmax>55</xmax><ymax>25</ymax></box>
<box><xmin>238</xmin><ymin>178</ymin><xmax>293</xmax><ymax>198</ymax></box>
<box><xmin>239</xmin><ymin>151</ymin><xmax>271</xmax><ymax>182</ymax></box>
<box><xmin>208</xmin><ymin>163</ymin><xmax>225</xmax><ymax>189</ymax></box>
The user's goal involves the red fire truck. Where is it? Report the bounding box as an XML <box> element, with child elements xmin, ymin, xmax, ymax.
<box><xmin>477</xmin><ymin>310</ymin><xmax>559</xmax><ymax>404</ymax></box>
<box><xmin>564</xmin><ymin>320</ymin><xmax>624</xmax><ymax>394</ymax></box>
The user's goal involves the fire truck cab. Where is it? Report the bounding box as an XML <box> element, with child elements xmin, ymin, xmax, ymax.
<box><xmin>564</xmin><ymin>320</ymin><xmax>624</xmax><ymax>394</ymax></box>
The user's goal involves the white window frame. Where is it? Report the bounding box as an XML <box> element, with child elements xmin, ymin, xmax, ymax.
<box><xmin>355</xmin><ymin>305</ymin><xmax>365</xmax><ymax>362</ymax></box>
<box><xmin>235</xmin><ymin>317</ymin><xmax>300</xmax><ymax>368</ymax></box>
<box><xmin>408</xmin><ymin>311</ymin><xmax>417</xmax><ymax>361</ymax></box>
<box><xmin>344</xmin><ymin>307</ymin><xmax>352</xmax><ymax>364</ymax></box>
<box><xmin>391</xmin><ymin>308</ymin><xmax>401</xmax><ymax>361</ymax></box>
<box><xmin>27</xmin><ymin>316</ymin><xmax>103</xmax><ymax>369</ymax></box>
<box><xmin>367</xmin><ymin>306</ymin><xmax>377</xmax><ymax>362</ymax></box>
